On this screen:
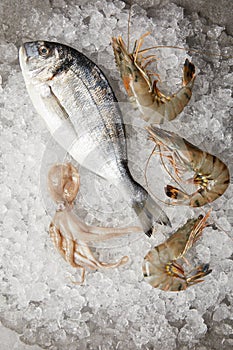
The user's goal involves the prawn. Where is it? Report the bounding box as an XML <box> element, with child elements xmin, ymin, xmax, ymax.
<box><xmin>112</xmin><ymin>33</ymin><xmax>196</xmax><ymax>124</ymax></box>
<box><xmin>142</xmin><ymin>212</ymin><xmax>212</xmax><ymax>291</ymax></box>
<box><xmin>48</xmin><ymin>163</ymin><xmax>141</xmax><ymax>284</ymax></box>
<box><xmin>146</xmin><ymin>125</ymin><xmax>230</xmax><ymax>207</ymax></box>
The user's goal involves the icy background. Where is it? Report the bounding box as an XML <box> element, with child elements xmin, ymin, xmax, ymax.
<box><xmin>0</xmin><ymin>0</ymin><xmax>233</xmax><ymax>349</ymax></box>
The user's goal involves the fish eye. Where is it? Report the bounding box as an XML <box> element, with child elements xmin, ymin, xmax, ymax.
<box><xmin>39</xmin><ymin>45</ymin><xmax>49</xmax><ymax>57</ymax></box>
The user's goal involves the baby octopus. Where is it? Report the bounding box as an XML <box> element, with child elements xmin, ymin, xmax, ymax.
<box><xmin>48</xmin><ymin>163</ymin><xmax>141</xmax><ymax>284</ymax></box>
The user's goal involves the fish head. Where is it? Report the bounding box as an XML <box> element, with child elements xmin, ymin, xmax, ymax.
<box><xmin>19</xmin><ymin>41</ymin><xmax>74</xmax><ymax>134</ymax></box>
<box><xmin>19</xmin><ymin>41</ymin><xmax>70</xmax><ymax>83</ymax></box>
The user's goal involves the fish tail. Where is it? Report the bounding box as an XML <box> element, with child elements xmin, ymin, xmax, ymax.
<box><xmin>133</xmin><ymin>192</ymin><xmax>171</xmax><ymax>237</ymax></box>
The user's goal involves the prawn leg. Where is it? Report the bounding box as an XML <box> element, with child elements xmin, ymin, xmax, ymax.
<box><xmin>186</xmin><ymin>264</ymin><xmax>212</xmax><ymax>286</ymax></box>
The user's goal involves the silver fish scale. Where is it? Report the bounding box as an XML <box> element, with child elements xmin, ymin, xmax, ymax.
<box><xmin>73</xmin><ymin>52</ymin><xmax>127</xmax><ymax>155</ymax></box>
<box><xmin>49</xmin><ymin>55</ymin><xmax>127</xmax><ymax>177</ymax></box>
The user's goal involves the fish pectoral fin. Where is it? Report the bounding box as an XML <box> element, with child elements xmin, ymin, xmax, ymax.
<box><xmin>45</xmin><ymin>86</ymin><xmax>69</xmax><ymax>120</ymax></box>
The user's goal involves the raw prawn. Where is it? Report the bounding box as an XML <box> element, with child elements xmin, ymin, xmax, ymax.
<box><xmin>48</xmin><ymin>163</ymin><xmax>141</xmax><ymax>284</ymax></box>
<box><xmin>142</xmin><ymin>212</ymin><xmax>212</xmax><ymax>291</ymax></box>
<box><xmin>112</xmin><ymin>34</ymin><xmax>196</xmax><ymax>124</ymax></box>
<box><xmin>146</xmin><ymin>125</ymin><xmax>230</xmax><ymax>207</ymax></box>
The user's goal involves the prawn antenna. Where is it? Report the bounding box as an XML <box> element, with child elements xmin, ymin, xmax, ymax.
<box><xmin>138</xmin><ymin>45</ymin><xmax>232</xmax><ymax>60</ymax></box>
<box><xmin>144</xmin><ymin>140</ymin><xmax>191</xmax><ymax>207</ymax></box>
<box><xmin>127</xmin><ymin>0</ymin><xmax>133</xmax><ymax>52</ymax></box>
<box><xmin>158</xmin><ymin>145</ymin><xmax>188</xmax><ymax>195</ymax></box>
<box><xmin>144</xmin><ymin>144</ymin><xmax>176</xmax><ymax>207</ymax></box>
<box><xmin>199</xmin><ymin>206</ymin><xmax>233</xmax><ymax>241</ymax></box>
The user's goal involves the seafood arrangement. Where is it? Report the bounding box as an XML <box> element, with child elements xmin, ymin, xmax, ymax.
<box><xmin>19</xmin><ymin>22</ymin><xmax>230</xmax><ymax>290</ymax></box>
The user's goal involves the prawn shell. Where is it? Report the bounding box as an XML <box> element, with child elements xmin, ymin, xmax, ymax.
<box><xmin>142</xmin><ymin>214</ymin><xmax>210</xmax><ymax>291</ymax></box>
<box><xmin>112</xmin><ymin>36</ymin><xmax>196</xmax><ymax>123</ymax></box>
<box><xmin>147</xmin><ymin>125</ymin><xmax>230</xmax><ymax>207</ymax></box>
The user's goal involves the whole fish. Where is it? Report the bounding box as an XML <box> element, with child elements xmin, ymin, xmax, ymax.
<box><xmin>19</xmin><ymin>41</ymin><xmax>170</xmax><ymax>236</ymax></box>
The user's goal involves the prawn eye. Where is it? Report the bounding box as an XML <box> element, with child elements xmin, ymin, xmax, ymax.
<box><xmin>39</xmin><ymin>45</ymin><xmax>49</xmax><ymax>57</ymax></box>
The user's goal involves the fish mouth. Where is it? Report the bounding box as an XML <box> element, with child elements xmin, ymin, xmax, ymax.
<box><xmin>19</xmin><ymin>44</ymin><xmax>36</xmax><ymax>79</ymax></box>
<box><xmin>19</xmin><ymin>43</ymin><xmax>39</xmax><ymax>75</ymax></box>
<box><xmin>19</xmin><ymin>43</ymin><xmax>48</xmax><ymax>79</ymax></box>
<box><xmin>19</xmin><ymin>42</ymin><xmax>41</xmax><ymax>63</ymax></box>
<box><xmin>23</xmin><ymin>42</ymin><xmax>41</xmax><ymax>59</ymax></box>
<box><xmin>19</xmin><ymin>45</ymin><xmax>27</xmax><ymax>61</ymax></box>
<box><xmin>19</xmin><ymin>44</ymin><xmax>28</xmax><ymax>73</ymax></box>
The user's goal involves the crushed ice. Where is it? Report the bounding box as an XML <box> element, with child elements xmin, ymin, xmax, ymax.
<box><xmin>0</xmin><ymin>0</ymin><xmax>232</xmax><ymax>349</ymax></box>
